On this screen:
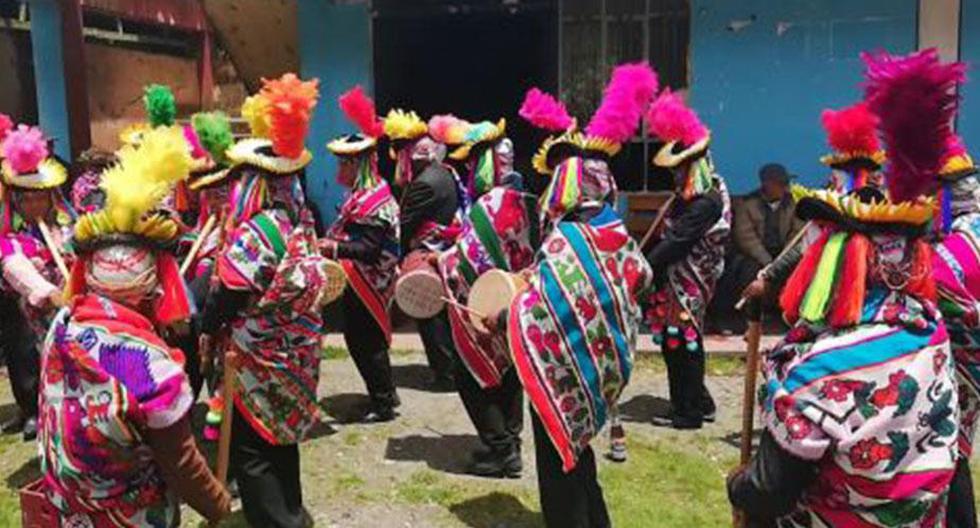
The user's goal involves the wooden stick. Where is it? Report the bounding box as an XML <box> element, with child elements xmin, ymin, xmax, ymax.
<box><xmin>638</xmin><ymin>193</ymin><xmax>677</xmax><ymax>252</ymax></box>
<box><xmin>215</xmin><ymin>350</ymin><xmax>237</xmax><ymax>487</ymax></box>
<box><xmin>441</xmin><ymin>296</ymin><xmax>485</xmax><ymax>320</ymax></box>
<box><xmin>734</xmin><ymin>316</ymin><xmax>763</xmax><ymax>528</ymax></box>
<box><xmin>734</xmin><ymin>220</ymin><xmax>814</xmax><ymax>311</ymax></box>
<box><xmin>37</xmin><ymin>220</ymin><xmax>70</xmax><ymax>282</ymax></box>
<box><xmin>180</xmin><ymin>214</ymin><xmax>217</xmax><ymax>276</ymax></box>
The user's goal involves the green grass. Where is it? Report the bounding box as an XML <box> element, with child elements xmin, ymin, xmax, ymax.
<box><xmin>634</xmin><ymin>353</ymin><xmax>744</xmax><ymax>377</ymax></box>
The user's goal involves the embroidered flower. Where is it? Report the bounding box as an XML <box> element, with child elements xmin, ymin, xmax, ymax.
<box><xmin>548</xmin><ymin>238</ymin><xmax>566</xmax><ymax>254</ymax></box>
<box><xmin>593</xmin><ymin>336</ymin><xmax>613</xmax><ymax>357</ymax></box>
<box><xmin>784</xmin><ymin>414</ymin><xmax>813</xmax><ymax>440</ymax></box>
<box><xmin>849</xmin><ymin>438</ymin><xmax>893</xmax><ymax>469</ymax></box>
<box><xmin>544</xmin><ymin>330</ymin><xmax>563</xmax><ymax>354</ymax></box>
<box><xmin>575</xmin><ymin>296</ymin><xmax>598</xmax><ymax>322</ymax></box>
<box><xmin>820</xmin><ymin>379</ymin><xmax>861</xmax><ymax>402</ymax></box>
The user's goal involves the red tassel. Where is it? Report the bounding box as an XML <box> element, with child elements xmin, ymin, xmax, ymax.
<box><xmin>154</xmin><ymin>252</ymin><xmax>193</xmax><ymax>326</ymax></box>
<box><xmin>780</xmin><ymin>228</ymin><xmax>831</xmax><ymax>324</ymax></box>
<box><xmin>827</xmin><ymin>234</ymin><xmax>869</xmax><ymax>328</ymax></box>
<box><xmin>906</xmin><ymin>239</ymin><xmax>937</xmax><ymax>303</ymax></box>
<box><xmin>66</xmin><ymin>258</ymin><xmax>87</xmax><ymax>300</ymax></box>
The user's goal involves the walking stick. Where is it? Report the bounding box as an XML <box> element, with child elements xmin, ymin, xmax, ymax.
<box><xmin>734</xmin><ymin>298</ymin><xmax>763</xmax><ymax>528</ymax></box>
<box><xmin>180</xmin><ymin>214</ymin><xmax>217</xmax><ymax>276</ymax></box>
<box><xmin>215</xmin><ymin>349</ymin><xmax>237</xmax><ymax>487</ymax></box>
<box><xmin>37</xmin><ymin>220</ymin><xmax>70</xmax><ymax>282</ymax></box>
<box><xmin>638</xmin><ymin>194</ymin><xmax>677</xmax><ymax>252</ymax></box>
<box><xmin>734</xmin><ymin>220</ymin><xmax>813</xmax><ymax>311</ymax></box>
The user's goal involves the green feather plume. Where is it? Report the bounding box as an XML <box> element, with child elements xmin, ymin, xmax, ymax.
<box><xmin>144</xmin><ymin>84</ymin><xmax>176</xmax><ymax>127</ymax></box>
<box><xmin>192</xmin><ymin>111</ymin><xmax>234</xmax><ymax>165</ymax></box>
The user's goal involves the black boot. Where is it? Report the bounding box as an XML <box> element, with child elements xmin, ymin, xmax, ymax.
<box><xmin>22</xmin><ymin>416</ymin><xmax>37</xmax><ymax>441</ymax></box>
<box><xmin>467</xmin><ymin>446</ymin><xmax>522</xmax><ymax>478</ymax></box>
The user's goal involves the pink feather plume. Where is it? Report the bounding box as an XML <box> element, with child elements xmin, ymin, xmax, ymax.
<box><xmin>339</xmin><ymin>85</ymin><xmax>383</xmax><ymax>139</ymax></box>
<box><xmin>0</xmin><ymin>114</ymin><xmax>12</xmax><ymax>144</ymax></box>
<box><xmin>821</xmin><ymin>102</ymin><xmax>880</xmax><ymax>155</ymax></box>
<box><xmin>427</xmin><ymin>114</ymin><xmax>467</xmax><ymax>145</ymax></box>
<box><xmin>942</xmin><ymin>135</ymin><xmax>968</xmax><ymax>164</ymax></box>
<box><xmin>1</xmin><ymin>124</ymin><xmax>49</xmax><ymax>174</ymax></box>
<box><xmin>863</xmin><ymin>48</ymin><xmax>966</xmax><ymax>202</ymax></box>
<box><xmin>586</xmin><ymin>62</ymin><xmax>659</xmax><ymax>143</ymax></box>
<box><xmin>645</xmin><ymin>89</ymin><xmax>708</xmax><ymax>146</ymax></box>
<box><xmin>519</xmin><ymin>88</ymin><xmax>573</xmax><ymax>132</ymax></box>
<box><xmin>183</xmin><ymin>124</ymin><xmax>208</xmax><ymax>159</ymax></box>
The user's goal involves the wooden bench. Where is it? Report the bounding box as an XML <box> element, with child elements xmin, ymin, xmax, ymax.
<box><xmin>624</xmin><ymin>191</ymin><xmax>675</xmax><ymax>242</ymax></box>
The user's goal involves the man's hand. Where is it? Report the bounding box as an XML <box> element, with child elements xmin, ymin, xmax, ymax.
<box><xmin>47</xmin><ymin>290</ymin><xmax>65</xmax><ymax>309</ymax></box>
<box><xmin>741</xmin><ymin>278</ymin><xmax>767</xmax><ymax>300</ymax></box>
<box><xmin>480</xmin><ymin>311</ymin><xmax>501</xmax><ymax>335</ymax></box>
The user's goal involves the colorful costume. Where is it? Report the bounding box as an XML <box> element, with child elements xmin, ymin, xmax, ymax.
<box><xmin>644</xmin><ymin>87</ymin><xmax>731</xmax><ymax>429</ymax></box>
<box><xmin>324</xmin><ymin>86</ymin><xmax>401</xmax><ymax>420</ymax></box>
<box><xmin>729</xmin><ymin>48</ymin><xmax>962</xmax><ymax>528</ymax></box>
<box><xmin>40</xmin><ymin>126</ymin><xmax>229</xmax><ymax>526</ymax></box>
<box><xmin>504</xmin><ymin>63</ymin><xmax>657</xmax><ymax>526</ymax></box>
<box><xmin>437</xmin><ymin>115</ymin><xmax>531</xmax><ymax>477</ymax></box>
<box><xmin>202</xmin><ymin>73</ymin><xmax>330</xmax><ymax>528</ymax></box>
<box><xmin>0</xmin><ymin>123</ymin><xmax>75</xmax><ymax>438</ymax></box>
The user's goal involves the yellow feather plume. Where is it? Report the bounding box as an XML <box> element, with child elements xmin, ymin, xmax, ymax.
<box><xmin>101</xmin><ymin>126</ymin><xmax>191</xmax><ymax>232</ymax></box>
<box><xmin>241</xmin><ymin>94</ymin><xmax>272</xmax><ymax>138</ymax></box>
<box><xmin>383</xmin><ymin>109</ymin><xmax>428</xmax><ymax>141</ymax></box>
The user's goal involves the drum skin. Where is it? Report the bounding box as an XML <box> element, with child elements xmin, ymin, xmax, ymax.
<box><xmin>467</xmin><ymin>270</ymin><xmax>526</xmax><ymax>332</ymax></box>
<box><xmin>395</xmin><ymin>250</ymin><xmax>445</xmax><ymax>319</ymax></box>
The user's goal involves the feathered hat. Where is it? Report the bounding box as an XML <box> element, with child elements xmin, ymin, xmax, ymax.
<box><xmin>383</xmin><ymin>108</ymin><xmax>428</xmax><ymax>158</ymax></box>
<box><xmin>863</xmin><ymin>48</ymin><xmax>965</xmax><ymax>203</ymax></box>
<box><xmin>0</xmin><ymin>124</ymin><xmax>67</xmax><ymax>190</ymax></box>
<box><xmin>939</xmin><ymin>135</ymin><xmax>977</xmax><ymax>181</ymax></box>
<box><xmin>0</xmin><ymin>113</ymin><xmax>13</xmax><ymax>146</ymax></box>
<box><xmin>583</xmin><ymin>62</ymin><xmax>658</xmax><ymax>159</ymax></box>
<box><xmin>227</xmin><ymin>73</ymin><xmax>320</xmax><ymax>174</ymax></box>
<box><xmin>118</xmin><ymin>84</ymin><xmax>177</xmax><ymax>147</ymax></box>
<box><xmin>189</xmin><ymin>111</ymin><xmax>235</xmax><ymax>190</ymax></box>
<box><xmin>519</xmin><ymin>87</ymin><xmax>582</xmax><ymax>175</ymax></box>
<box><xmin>448</xmin><ymin>118</ymin><xmax>507</xmax><ymax>161</ymax></box>
<box><xmin>327</xmin><ymin>85</ymin><xmax>384</xmax><ymax>157</ymax></box>
<box><xmin>645</xmin><ymin>88</ymin><xmax>710</xmax><ymax>168</ymax></box>
<box><xmin>820</xmin><ymin>102</ymin><xmax>885</xmax><ymax>170</ymax></box>
<box><xmin>427</xmin><ymin>114</ymin><xmax>470</xmax><ymax>148</ymax></box>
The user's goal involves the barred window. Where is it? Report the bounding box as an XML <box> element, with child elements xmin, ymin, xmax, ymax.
<box><xmin>560</xmin><ymin>0</ymin><xmax>690</xmax><ymax>191</ymax></box>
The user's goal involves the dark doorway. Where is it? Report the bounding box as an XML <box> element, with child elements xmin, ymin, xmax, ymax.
<box><xmin>373</xmin><ymin>0</ymin><xmax>558</xmax><ymax>188</ymax></box>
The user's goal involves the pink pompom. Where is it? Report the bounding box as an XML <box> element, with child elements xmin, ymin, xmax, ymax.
<box><xmin>0</xmin><ymin>114</ymin><xmax>12</xmax><ymax>144</ymax></box>
<box><xmin>427</xmin><ymin>114</ymin><xmax>467</xmax><ymax>145</ymax></box>
<box><xmin>519</xmin><ymin>88</ymin><xmax>573</xmax><ymax>132</ymax></box>
<box><xmin>1</xmin><ymin>124</ymin><xmax>49</xmax><ymax>174</ymax></box>
<box><xmin>645</xmin><ymin>89</ymin><xmax>708</xmax><ymax>146</ymax></box>
<box><xmin>586</xmin><ymin>62</ymin><xmax>659</xmax><ymax>144</ymax></box>
<box><xmin>182</xmin><ymin>124</ymin><xmax>208</xmax><ymax>160</ymax></box>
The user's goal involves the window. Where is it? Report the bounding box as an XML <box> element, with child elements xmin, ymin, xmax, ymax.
<box><xmin>560</xmin><ymin>0</ymin><xmax>690</xmax><ymax>191</ymax></box>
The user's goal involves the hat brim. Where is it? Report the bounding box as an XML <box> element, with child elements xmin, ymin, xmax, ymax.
<box><xmin>189</xmin><ymin>167</ymin><xmax>232</xmax><ymax>191</ymax></box>
<box><xmin>227</xmin><ymin>138</ymin><xmax>312</xmax><ymax>174</ymax></box>
<box><xmin>2</xmin><ymin>158</ymin><xmax>68</xmax><ymax>189</ymax></box>
<box><xmin>327</xmin><ymin>135</ymin><xmax>377</xmax><ymax>157</ymax></box>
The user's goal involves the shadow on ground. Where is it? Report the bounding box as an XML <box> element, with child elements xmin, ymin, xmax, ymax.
<box><xmin>320</xmin><ymin>393</ymin><xmax>373</xmax><ymax>424</ymax></box>
<box><xmin>385</xmin><ymin>434</ymin><xmax>482</xmax><ymax>475</ymax></box>
<box><xmin>449</xmin><ymin>492</ymin><xmax>543</xmax><ymax>528</ymax></box>
<box><xmin>5</xmin><ymin>456</ymin><xmax>39</xmax><ymax>491</ymax></box>
<box><xmin>392</xmin><ymin>364</ymin><xmax>453</xmax><ymax>393</ymax></box>
<box><xmin>718</xmin><ymin>429</ymin><xmax>762</xmax><ymax>451</ymax></box>
<box><xmin>617</xmin><ymin>394</ymin><xmax>671</xmax><ymax>423</ymax></box>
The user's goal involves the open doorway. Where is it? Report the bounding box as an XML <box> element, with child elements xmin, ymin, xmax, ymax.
<box><xmin>373</xmin><ymin>0</ymin><xmax>559</xmax><ymax>189</ymax></box>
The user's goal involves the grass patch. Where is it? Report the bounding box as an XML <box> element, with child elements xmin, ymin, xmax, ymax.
<box><xmin>395</xmin><ymin>470</ymin><xmax>466</xmax><ymax>506</ymax></box>
<box><xmin>322</xmin><ymin>346</ymin><xmax>348</xmax><ymax>360</ymax></box>
<box><xmin>601</xmin><ymin>437</ymin><xmax>737</xmax><ymax>527</ymax></box>
<box><xmin>634</xmin><ymin>354</ymin><xmax>743</xmax><ymax>377</ymax></box>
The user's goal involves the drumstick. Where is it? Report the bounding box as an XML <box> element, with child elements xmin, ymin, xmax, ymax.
<box><xmin>37</xmin><ymin>220</ymin><xmax>69</xmax><ymax>282</ymax></box>
<box><xmin>734</xmin><ymin>220</ymin><xmax>814</xmax><ymax>311</ymax></box>
<box><xmin>441</xmin><ymin>296</ymin><xmax>485</xmax><ymax>320</ymax></box>
<box><xmin>180</xmin><ymin>214</ymin><xmax>217</xmax><ymax>276</ymax></box>
<box><xmin>638</xmin><ymin>194</ymin><xmax>677</xmax><ymax>252</ymax></box>
<box><xmin>215</xmin><ymin>349</ymin><xmax>237</xmax><ymax>487</ymax></box>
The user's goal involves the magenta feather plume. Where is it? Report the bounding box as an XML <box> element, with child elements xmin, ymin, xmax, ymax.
<box><xmin>519</xmin><ymin>88</ymin><xmax>573</xmax><ymax>132</ymax></box>
<box><xmin>339</xmin><ymin>85</ymin><xmax>383</xmax><ymax>138</ymax></box>
<box><xmin>942</xmin><ymin>135</ymin><xmax>968</xmax><ymax>163</ymax></box>
<box><xmin>0</xmin><ymin>114</ymin><xmax>12</xmax><ymax>144</ymax></box>
<box><xmin>182</xmin><ymin>125</ymin><xmax>208</xmax><ymax>160</ymax></box>
<box><xmin>1</xmin><ymin>124</ymin><xmax>49</xmax><ymax>174</ymax></box>
<box><xmin>863</xmin><ymin>48</ymin><xmax>966</xmax><ymax>202</ymax></box>
<box><xmin>820</xmin><ymin>102</ymin><xmax>880</xmax><ymax>155</ymax></box>
<box><xmin>585</xmin><ymin>62</ymin><xmax>658</xmax><ymax>143</ymax></box>
<box><xmin>645</xmin><ymin>89</ymin><xmax>708</xmax><ymax>146</ymax></box>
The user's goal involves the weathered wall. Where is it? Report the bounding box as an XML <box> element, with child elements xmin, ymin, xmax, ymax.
<box><xmin>85</xmin><ymin>43</ymin><xmax>200</xmax><ymax>150</ymax></box>
<box><xmin>689</xmin><ymin>0</ymin><xmax>917</xmax><ymax>193</ymax></box>
<box><xmin>0</xmin><ymin>32</ymin><xmax>35</xmax><ymax>123</ymax></box>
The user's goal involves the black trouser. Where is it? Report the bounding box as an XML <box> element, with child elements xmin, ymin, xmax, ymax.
<box><xmin>416</xmin><ymin>310</ymin><xmax>456</xmax><ymax>382</ymax></box>
<box><xmin>947</xmin><ymin>455</ymin><xmax>978</xmax><ymax>528</ymax></box>
<box><xmin>170</xmin><ymin>327</ymin><xmax>203</xmax><ymax>400</ymax></box>
<box><xmin>341</xmin><ymin>289</ymin><xmax>397</xmax><ymax>410</ymax></box>
<box><xmin>454</xmin><ymin>360</ymin><xmax>523</xmax><ymax>453</ymax></box>
<box><xmin>231</xmin><ymin>407</ymin><xmax>306</xmax><ymax>528</ymax></box>
<box><xmin>4</xmin><ymin>306</ymin><xmax>38</xmax><ymax>418</ymax></box>
<box><xmin>662</xmin><ymin>326</ymin><xmax>714</xmax><ymax>425</ymax></box>
<box><xmin>532</xmin><ymin>411</ymin><xmax>610</xmax><ymax>528</ymax></box>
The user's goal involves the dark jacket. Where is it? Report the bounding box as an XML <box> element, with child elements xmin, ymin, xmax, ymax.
<box><xmin>733</xmin><ymin>190</ymin><xmax>804</xmax><ymax>267</ymax></box>
<box><xmin>399</xmin><ymin>163</ymin><xmax>460</xmax><ymax>251</ymax></box>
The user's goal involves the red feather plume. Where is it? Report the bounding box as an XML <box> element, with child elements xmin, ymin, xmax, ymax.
<box><xmin>821</xmin><ymin>102</ymin><xmax>880</xmax><ymax>156</ymax></box>
<box><xmin>339</xmin><ymin>85</ymin><xmax>383</xmax><ymax>139</ymax></box>
<box><xmin>261</xmin><ymin>73</ymin><xmax>320</xmax><ymax>159</ymax></box>
<box><xmin>863</xmin><ymin>48</ymin><xmax>966</xmax><ymax>202</ymax></box>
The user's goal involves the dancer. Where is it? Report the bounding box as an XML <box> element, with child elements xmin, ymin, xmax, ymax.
<box><xmin>323</xmin><ymin>86</ymin><xmax>401</xmax><ymax>422</ymax></box>
<box><xmin>40</xmin><ymin>126</ymin><xmax>229</xmax><ymax>526</ymax></box>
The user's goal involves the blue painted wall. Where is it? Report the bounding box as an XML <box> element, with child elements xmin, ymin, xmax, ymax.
<box><xmin>962</xmin><ymin>0</ymin><xmax>980</xmax><ymax>150</ymax></box>
<box><xmin>298</xmin><ymin>1</ymin><xmax>372</xmax><ymax>224</ymax></box>
<box><xmin>29</xmin><ymin>0</ymin><xmax>72</xmax><ymax>159</ymax></box>
<box><xmin>689</xmin><ymin>0</ymin><xmax>917</xmax><ymax>194</ymax></box>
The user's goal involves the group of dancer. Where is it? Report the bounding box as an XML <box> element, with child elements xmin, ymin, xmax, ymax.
<box><xmin>0</xmin><ymin>45</ymin><xmax>977</xmax><ymax>528</ymax></box>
